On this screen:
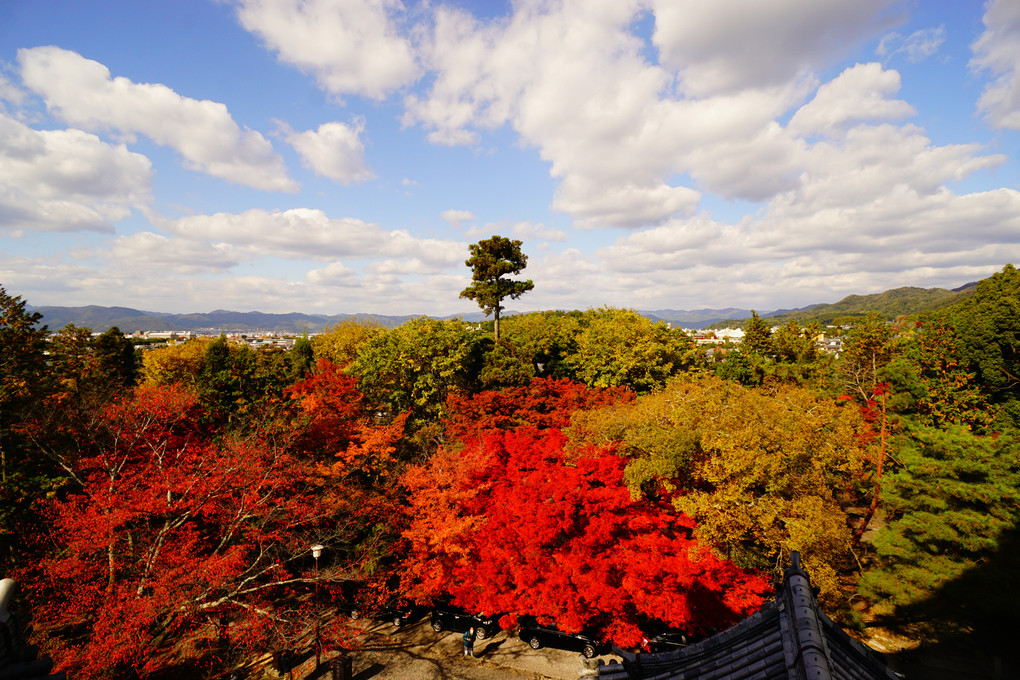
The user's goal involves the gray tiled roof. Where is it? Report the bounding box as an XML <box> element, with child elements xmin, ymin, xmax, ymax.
<box><xmin>591</xmin><ymin>552</ymin><xmax>900</xmax><ymax>680</ymax></box>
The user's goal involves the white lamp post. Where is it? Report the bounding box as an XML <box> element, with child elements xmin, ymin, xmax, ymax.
<box><xmin>311</xmin><ymin>544</ymin><xmax>324</xmax><ymax>668</ymax></box>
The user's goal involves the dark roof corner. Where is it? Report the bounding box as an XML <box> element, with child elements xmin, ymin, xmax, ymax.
<box><xmin>594</xmin><ymin>551</ymin><xmax>901</xmax><ymax>680</ymax></box>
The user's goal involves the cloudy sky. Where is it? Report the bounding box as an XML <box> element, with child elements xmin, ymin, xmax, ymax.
<box><xmin>1</xmin><ymin>0</ymin><xmax>1018</xmax><ymax>316</ymax></box>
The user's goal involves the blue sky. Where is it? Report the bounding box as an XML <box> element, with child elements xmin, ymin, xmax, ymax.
<box><xmin>1</xmin><ymin>0</ymin><xmax>1018</xmax><ymax>316</ymax></box>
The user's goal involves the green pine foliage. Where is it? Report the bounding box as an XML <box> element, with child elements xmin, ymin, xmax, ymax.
<box><xmin>0</xmin><ymin>286</ymin><xmax>51</xmax><ymax>570</ymax></box>
<box><xmin>741</xmin><ymin>310</ymin><xmax>773</xmax><ymax>355</ymax></box>
<box><xmin>460</xmin><ymin>235</ymin><xmax>534</xmax><ymax>342</ymax></box>
<box><xmin>860</xmin><ymin>422</ymin><xmax>1020</xmax><ymax>613</ymax></box>
<box><xmin>950</xmin><ymin>263</ymin><xmax>1020</xmax><ymax>431</ymax></box>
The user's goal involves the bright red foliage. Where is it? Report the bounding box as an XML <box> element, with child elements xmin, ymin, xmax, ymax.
<box><xmin>287</xmin><ymin>359</ymin><xmax>366</xmax><ymax>458</ymax></box>
<box><xmin>400</xmin><ymin>427</ymin><xmax>770</xmax><ymax>647</ymax></box>
<box><xmin>443</xmin><ymin>377</ymin><xmax>633</xmax><ymax>441</ymax></box>
<box><xmin>288</xmin><ymin>360</ymin><xmax>410</xmax><ymax>565</ymax></box>
<box><xmin>24</xmin><ymin>384</ymin><xmax>327</xmax><ymax>677</ymax></box>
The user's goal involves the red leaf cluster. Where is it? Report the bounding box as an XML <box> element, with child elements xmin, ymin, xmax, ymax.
<box><xmin>401</xmin><ymin>426</ymin><xmax>770</xmax><ymax>647</ymax></box>
<box><xmin>287</xmin><ymin>359</ymin><xmax>366</xmax><ymax>458</ymax></box>
<box><xmin>444</xmin><ymin>377</ymin><xmax>633</xmax><ymax>441</ymax></box>
<box><xmin>25</xmin><ymin>384</ymin><xmax>325</xmax><ymax>677</ymax></box>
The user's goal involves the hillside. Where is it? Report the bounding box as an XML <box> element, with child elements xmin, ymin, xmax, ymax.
<box><xmin>706</xmin><ymin>284</ymin><xmax>977</xmax><ymax>329</ymax></box>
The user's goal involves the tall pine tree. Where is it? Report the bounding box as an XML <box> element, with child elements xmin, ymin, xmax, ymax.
<box><xmin>460</xmin><ymin>235</ymin><xmax>534</xmax><ymax>342</ymax></box>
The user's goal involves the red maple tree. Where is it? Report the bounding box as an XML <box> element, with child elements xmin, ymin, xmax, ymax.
<box><xmin>286</xmin><ymin>359</ymin><xmax>366</xmax><ymax>459</ymax></box>
<box><xmin>401</xmin><ymin>426</ymin><xmax>771</xmax><ymax>647</ymax></box>
<box><xmin>443</xmin><ymin>376</ymin><xmax>633</xmax><ymax>441</ymax></box>
<box><xmin>23</xmin><ymin>384</ymin><xmax>335</xmax><ymax>677</ymax></box>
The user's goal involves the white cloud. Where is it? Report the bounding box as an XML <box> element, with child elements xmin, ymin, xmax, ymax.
<box><xmin>593</xmin><ymin>115</ymin><xmax>1017</xmax><ymax>309</ymax></box>
<box><xmin>6</xmin><ymin>1</ymin><xmax>1016</xmax><ymax>318</ymax></box>
<box><xmin>405</xmin><ymin>1</ymin><xmax>706</xmax><ymax>227</ymax></box>
<box><xmin>876</xmin><ymin>26</ymin><xmax>946</xmax><ymax>63</ymax></box>
<box><xmin>404</xmin><ymin>1</ymin><xmax>891</xmax><ymax>226</ymax></box>
<box><xmin>18</xmin><ymin>46</ymin><xmax>296</xmax><ymax>191</ymax></box>
<box><xmin>235</xmin><ymin>0</ymin><xmax>418</xmax><ymax>100</ymax></box>
<box><xmin>779</xmin><ymin>124</ymin><xmax>1005</xmax><ymax>219</ymax></box>
<box><xmin>180</xmin><ymin>275</ymin><xmax>311</xmax><ymax>312</ymax></box>
<box><xmin>370</xmin><ymin>257</ymin><xmax>447</xmax><ymax>275</ymax></box>
<box><xmin>462</xmin><ymin>220</ymin><xmax>567</xmax><ymax>243</ymax></box>
<box><xmin>597</xmin><ymin>216</ymin><xmax>749</xmax><ymax>273</ymax></box>
<box><xmin>971</xmin><ymin>0</ymin><xmax>1020</xmax><ymax>130</ymax></box>
<box><xmin>648</xmin><ymin>0</ymin><xmax>902</xmax><ymax>97</ymax></box>
<box><xmin>0</xmin><ymin>74</ymin><xmax>26</xmax><ymax>108</ymax></box>
<box><xmin>552</xmin><ymin>177</ymin><xmax>700</xmax><ymax>228</ymax></box>
<box><xmin>110</xmin><ymin>232</ymin><xmax>241</xmax><ymax>273</ymax></box>
<box><xmin>163</xmin><ymin>207</ymin><xmax>465</xmax><ymax>268</ymax></box>
<box><xmin>285</xmin><ymin>120</ymin><xmax>374</xmax><ymax>183</ymax></box>
<box><xmin>788</xmin><ymin>63</ymin><xmax>915</xmax><ymax>136</ymax></box>
<box><xmin>306</xmin><ymin>261</ymin><xmax>358</xmax><ymax>286</ymax></box>
<box><xmin>0</xmin><ymin>113</ymin><xmax>151</xmax><ymax>233</ymax></box>
<box><xmin>440</xmin><ymin>209</ymin><xmax>476</xmax><ymax>228</ymax></box>
<box><xmin>683</xmin><ymin>122</ymin><xmax>804</xmax><ymax>201</ymax></box>
<box><xmin>510</xmin><ymin>221</ymin><xmax>567</xmax><ymax>243</ymax></box>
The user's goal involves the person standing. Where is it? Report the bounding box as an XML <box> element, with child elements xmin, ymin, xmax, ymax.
<box><xmin>463</xmin><ymin>626</ymin><xmax>476</xmax><ymax>657</ymax></box>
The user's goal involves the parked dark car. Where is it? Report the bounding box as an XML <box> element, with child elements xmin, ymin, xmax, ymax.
<box><xmin>517</xmin><ymin>618</ymin><xmax>605</xmax><ymax>658</ymax></box>
<box><xmin>642</xmin><ymin>629</ymin><xmax>690</xmax><ymax>653</ymax></box>
<box><xmin>373</xmin><ymin>599</ymin><xmax>426</xmax><ymax>627</ymax></box>
<box><xmin>331</xmin><ymin>580</ymin><xmax>365</xmax><ymax>620</ymax></box>
<box><xmin>430</xmin><ymin>608</ymin><xmax>501</xmax><ymax>640</ymax></box>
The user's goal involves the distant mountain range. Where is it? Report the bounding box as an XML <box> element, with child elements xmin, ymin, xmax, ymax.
<box><xmin>29</xmin><ymin>282</ymin><xmax>979</xmax><ymax>334</ymax></box>
<box><xmin>705</xmin><ymin>282</ymin><xmax>977</xmax><ymax>329</ymax></box>
<box><xmin>27</xmin><ymin>305</ymin><xmax>417</xmax><ymax>334</ymax></box>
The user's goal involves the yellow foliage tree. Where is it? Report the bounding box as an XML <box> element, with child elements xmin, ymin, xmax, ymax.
<box><xmin>311</xmin><ymin>318</ymin><xmax>385</xmax><ymax>367</ymax></box>
<box><xmin>569</xmin><ymin>375</ymin><xmax>870</xmax><ymax>607</ymax></box>
<box><xmin>139</xmin><ymin>338</ymin><xmax>212</xmax><ymax>386</ymax></box>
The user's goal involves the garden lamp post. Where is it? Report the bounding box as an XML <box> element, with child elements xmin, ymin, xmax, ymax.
<box><xmin>311</xmin><ymin>544</ymin><xmax>324</xmax><ymax>669</ymax></box>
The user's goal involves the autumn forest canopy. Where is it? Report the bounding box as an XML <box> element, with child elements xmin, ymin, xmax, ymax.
<box><xmin>1</xmin><ymin>263</ymin><xmax>1019</xmax><ymax>678</ymax></box>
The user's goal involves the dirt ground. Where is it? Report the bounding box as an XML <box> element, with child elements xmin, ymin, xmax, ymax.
<box><xmin>279</xmin><ymin>616</ymin><xmax>620</xmax><ymax>680</ymax></box>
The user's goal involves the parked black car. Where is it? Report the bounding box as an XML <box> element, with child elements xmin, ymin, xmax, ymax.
<box><xmin>331</xmin><ymin>580</ymin><xmax>365</xmax><ymax>620</ymax></box>
<box><xmin>517</xmin><ymin>618</ymin><xmax>605</xmax><ymax>658</ymax></box>
<box><xmin>430</xmin><ymin>607</ymin><xmax>501</xmax><ymax>640</ymax></box>
<box><xmin>373</xmin><ymin>599</ymin><xmax>425</xmax><ymax>627</ymax></box>
<box><xmin>642</xmin><ymin>629</ymin><xmax>690</xmax><ymax>653</ymax></box>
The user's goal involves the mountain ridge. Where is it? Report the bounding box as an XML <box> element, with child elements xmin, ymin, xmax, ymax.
<box><xmin>28</xmin><ymin>282</ymin><xmax>978</xmax><ymax>333</ymax></box>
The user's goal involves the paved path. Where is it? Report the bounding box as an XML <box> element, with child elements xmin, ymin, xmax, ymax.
<box><xmin>285</xmin><ymin>617</ymin><xmax>620</xmax><ymax>680</ymax></box>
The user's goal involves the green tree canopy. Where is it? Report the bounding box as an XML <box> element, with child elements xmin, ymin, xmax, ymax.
<box><xmin>95</xmin><ymin>326</ymin><xmax>138</xmax><ymax>387</ymax></box>
<box><xmin>1</xmin><ymin>286</ymin><xmax>48</xmax><ymax>434</ymax></box>
<box><xmin>834</xmin><ymin>313</ymin><xmax>894</xmax><ymax>402</ymax></box>
<box><xmin>950</xmin><ymin>263</ymin><xmax>1020</xmax><ymax>430</ymax></box>
<box><xmin>459</xmin><ymin>235</ymin><xmax>534</xmax><ymax>342</ymax></box>
<box><xmin>860</xmin><ymin>423</ymin><xmax>1020</xmax><ymax>614</ymax></box>
<box><xmin>311</xmin><ymin>318</ymin><xmax>385</xmax><ymax>366</ymax></box>
<box><xmin>140</xmin><ymin>338</ymin><xmax>211</xmax><ymax>387</ymax></box>
<box><xmin>0</xmin><ymin>286</ymin><xmax>50</xmax><ymax>569</ymax></box>
<box><xmin>289</xmin><ymin>333</ymin><xmax>314</xmax><ymax>381</ymax></box>
<box><xmin>347</xmin><ymin>317</ymin><xmax>486</xmax><ymax>446</ymax></box>
<box><xmin>742</xmin><ymin>310</ymin><xmax>773</xmax><ymax>356</ymax></box>
<box><xmin>566</xmin><ymin>307</ymin><xmax>697</xmax><ymax>393</ymax></box>
<box><xmin>499</xmin><ymin>310</ymin><xmax>583</xmax><ymax>380</ymax></box>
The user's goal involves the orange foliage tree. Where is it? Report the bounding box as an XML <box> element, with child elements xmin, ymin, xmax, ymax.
<box><xmin>287</xmin><ymin>359</ymin><xmax>411</xmax><ymax>574</ymax></box>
